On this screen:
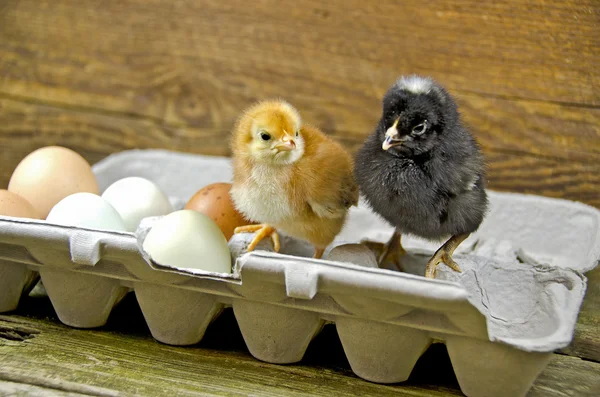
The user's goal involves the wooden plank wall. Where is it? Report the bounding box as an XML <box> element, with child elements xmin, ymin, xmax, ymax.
<box><xmin>0</xmin><ymin>0</ymin><xmax>598</xmax><ymax>206</ymax></box>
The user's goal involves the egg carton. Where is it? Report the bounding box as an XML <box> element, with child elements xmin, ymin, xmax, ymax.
<box><xmin>1</xmin><ymin>149</ymin><xmax>599</xmax><ymax>397</ymax></box>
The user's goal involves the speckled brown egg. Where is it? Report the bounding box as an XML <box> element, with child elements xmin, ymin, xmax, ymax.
<box><xmin>184</xmin><ymin>183</ymin><xmax>248</xmax><ymax>240</ymax></box>
<box><xmin>0</xmin><ymin>189</ymin><xmax>42</xmax><ymax>219</ymax></box>
<box><xmin>8</xmin><ymin>146</ymin><xmax>99</xmax><ymax>219</ymax></box>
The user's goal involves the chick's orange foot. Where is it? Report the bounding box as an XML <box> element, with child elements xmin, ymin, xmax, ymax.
<box><xmin>424</xmin><ymin>233</ymin><xmax>469</xmax><ymax>278</ymax></box>
<box><xmin>234</xmin><ymin>224</ymin><xmax>280</xmax><ymax>252</ymax></box>
<box><xmin>313</xmin><ymin>247</ymin><xmax>325</xmax><ymax>259</ymax></box>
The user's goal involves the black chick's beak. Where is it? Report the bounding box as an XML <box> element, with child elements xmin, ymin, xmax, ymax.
<box><xmin>382</xmin><ymin>118</ymin><xmax>402</xmax><ymax>151</ymax></box>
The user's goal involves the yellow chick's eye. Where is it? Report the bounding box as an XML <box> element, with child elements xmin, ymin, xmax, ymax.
<box><xmin>295</xmin><ymin>130</ymin><xmax>299</xmax><ymax>137</ymax></box>
<box><xmin>260</xmin><ymin>132</ymin><xmax>271</xmax><ymax>141</ymax></box>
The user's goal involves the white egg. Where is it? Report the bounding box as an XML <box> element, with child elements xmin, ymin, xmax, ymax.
<box><xmin>101</xmin><ymin>177</ymin><xmax>173</xmax><ymax>232</ymax></box>
<box><xmin>142</xmin><ymin>210</ymin><xmax>232</xmax><ymax>273</ymax></box>
<box><xmin>47</xmin><ymin>192</ymin><xmax>127</xmax><ymax>232</ymax></box>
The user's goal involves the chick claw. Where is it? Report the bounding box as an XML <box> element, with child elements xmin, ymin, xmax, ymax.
<box><xmin>424</xmin><ymin>233</ymin><xmax>469</xmax><ymax>278</ymax></box>
<box><xmin>424</xmin><ymin>250</ymin><xmax>462</xmax><ymax>278</ymax></box>
<box><xmin>234</xmin><ymin>224</ymin><xmax>280</xmax><ymax>252</ymax></box>
<box><xmin>361</xmin><ymin>232</ymin><xmax>405</xmax><ymax>271</ymax></box>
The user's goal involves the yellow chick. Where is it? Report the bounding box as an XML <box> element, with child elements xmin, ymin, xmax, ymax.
<box><xmin>230</xmin><ymin>100</ymin><xmax>358</xmax><ymax>259</ymax></box>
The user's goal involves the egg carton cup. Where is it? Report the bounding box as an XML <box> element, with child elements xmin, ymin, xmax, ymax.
<box><xmin>1</xmin><ymin>149</ymin><xmax>599</xmax><ymax>397</ymax></box>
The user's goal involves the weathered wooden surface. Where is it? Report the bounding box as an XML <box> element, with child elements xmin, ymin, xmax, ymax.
<box><xmin>0</xmin><ymin>296</ymin><xmax>599</xmax><ymax>397</ymax></box>
<box><xmin>559</xmin><ymin>266</ymin><xmax>600</xmax><ymax>362</ymax></box>
<box><xmin>1</xmin><ymin>96</ymin><xmax>599</xmax><ymax>207</ymax></box>
<box><xmin>0</xmin><ymin>381</ymin><xmax>89</xmax><ymax>397</ymax></box>
<box><xmin>1</xmin><ymin>0</ymin><xmax>598</xmax><ymax>106</ymax></box>
<box><xmin>0</xmin><ymin>0</ymin><xmax>598</xmax><ymax>206</ymax></box>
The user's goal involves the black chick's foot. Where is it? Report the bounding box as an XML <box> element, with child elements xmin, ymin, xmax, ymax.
<box><xmin>361</xmin><ymin>231</ymin><xmax>405</xmax><ymax>272</ymax></box>
<box><xmin>424</xmin><ymin>233</ymin><xmax>470</xmax><ymax>278</ymax></box>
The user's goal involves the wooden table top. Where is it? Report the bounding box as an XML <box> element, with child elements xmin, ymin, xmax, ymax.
<box><xmin>0</xmin><ymin>293</ymin><xmax>598</xmax><ymax>397</ymax></box>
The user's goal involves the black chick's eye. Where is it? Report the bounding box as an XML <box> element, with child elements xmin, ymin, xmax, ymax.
<box><xmin>260</xmin><ymin>132</ymin><xmax>271</xmax><ymax>141</ymax></box>
<box><xmin>412</xmin><ymin>121</ymin><xmax>428</xmax><ymax>136</ymax></box>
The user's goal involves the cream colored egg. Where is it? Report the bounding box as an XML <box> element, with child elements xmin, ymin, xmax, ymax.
<box><xmin>142</xmin><ymin>210</ymin><xmax>232</xmax><ymax>273</ymax></box>
<box><xmin>0</xmin><ymin>189</ymin><xmax>42</xmax><ymax>219</ymax></box>
<box><xmin>8</xmin><ymin>146</ymin><xmax>99</xmax><ymax>219</ymax></box>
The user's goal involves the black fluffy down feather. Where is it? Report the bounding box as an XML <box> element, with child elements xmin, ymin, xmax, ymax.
<box><xmin>354</xmin><ymin>76</ymin><xmax>488</xmax><ymax>240</ymax></box>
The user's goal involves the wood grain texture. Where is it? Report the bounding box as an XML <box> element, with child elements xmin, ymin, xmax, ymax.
<box><xmin>1</xmin><ymin>297</ymin><xmax>599</xmax><ymax>397</ymax></box>
<box><xmin>1</xmin><ymin>97</ymin><xmax>598</xmax><ymax>207</ymax></box>
<box><xmin>0</xmin><ymin>381</ymin><xmax>90</xmax><ymax>397</ymax></box>
<box><xmin>0</xmin><ymin>0</ymin><xmax>598</xmax><ymax>204</ymax></box>
<box><xmin>559</xmin><ymin>266</ymin><xmax>600</xmax><ymax>362</ymax></box>
<box><xmin>0</xmin><ymin>0</ymin><xmax>598</xmax><ymax>107</ymax></box>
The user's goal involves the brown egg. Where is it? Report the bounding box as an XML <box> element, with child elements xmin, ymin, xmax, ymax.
<box><xmin>8</xmin><ymin>146</ymin><xmax>99</xmax><ymax>219</ymax></box>
<box><xmin>184</xmin><ymin>183</ymin><xmax>248</xmax><ymax>240</ymax></box>
<box><xmin>0</xmin><ymin>190</ymin><xmax>42</xmax><ymax>219</ymax></box>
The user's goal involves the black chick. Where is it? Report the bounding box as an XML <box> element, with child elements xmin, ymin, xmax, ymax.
<box><xmin>354</xmin><ymin>75</ymin><xmax>488</xmax><ymax>278</ymax></box>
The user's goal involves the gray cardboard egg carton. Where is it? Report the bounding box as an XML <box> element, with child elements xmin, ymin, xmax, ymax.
<box><xmin>1</xmin><ymin>150</ymin><xmax>599</xmax><ymax>397</ymax></box>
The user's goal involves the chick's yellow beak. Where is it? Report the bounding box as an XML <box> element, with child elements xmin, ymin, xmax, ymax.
<box><xmin>275</xmin><ymin>135</ymin><xmax>296</xmax><ymax>151</ymax></box>
<box><xmin>382</xmin><ymin>118</ymin><xmax>401</xmax><ymax>151</ymax></box>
